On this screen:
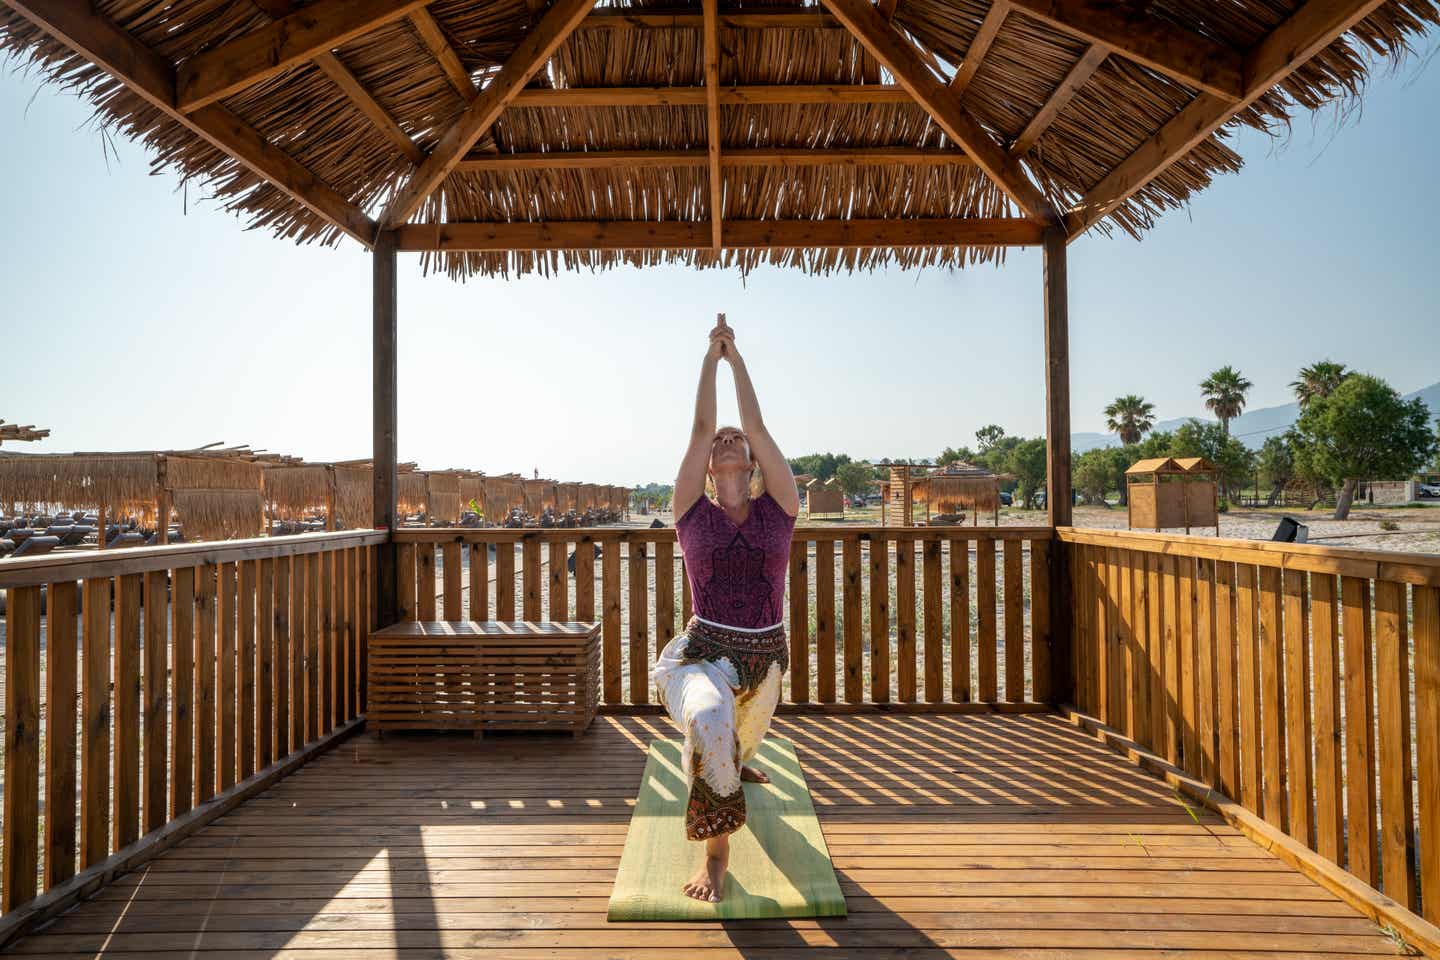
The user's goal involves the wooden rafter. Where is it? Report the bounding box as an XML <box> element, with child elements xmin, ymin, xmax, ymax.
<box><xmin>1065</xmin><ymin>0</ymin><xmax>1390</xmax><ymax>237</ymax></box>
<box><xmin>378</xmin><ymin>0</ymin><xmax>611</xmax><ymax>231</ymax></box>
<box><xmin>5</xmin><ymin>0</ymin><xmax>374</xmax><ymax>245</ymax></box>
<box><xmin>1008</xmin><ymin>0</ymin><xmax>1241</xmax><ymax>101</ymax></box>
<box><xmin>578</xmin><ymin>8</ymin><xmax>839</xmax><ymax>29</ymax></box>
<box><xmin>509</xmin><ymin>84</ymin><xmax>914</xmax><ymax>106</ymax></box>
<box><xmin>455</xmin><ymin>147</ymin><xmax>972</xmax><ymax>171</ymax></box>
<box><xmin>702</xmin><ymin>0</ymin><xmax>723</xmax><ymax>251</ymax></box>
<box><xmin>176</xmin><ymin>0</ymin><xmax>429</xmax><ymax>112</ymax></box>
<box><xmin>817</xmin><ymin>0</ymin><xmax>1057</xmax><ymax>223</ymax></box>
<box><xmin>0</xmin><ymin>423</ymin><xmax>51</xmax><ymax>446</ymax></box>
<box><xmin>393</xmin><ymin>218</ymin><xmax>1046</xmax><ymax>251</ymax></box>
<box><xmin>408</xmin><ymin>9</ymin><xmax>478</xmax><ymax>100</ymax></box>
<box><xmin>1010</xmin><ymin>44</ymin><xmax>1105</xmax><ymax>156</ymax></box>
<box><xmin>949</xmin><ymin>0</ymin><xmax>1009</xmax><ymax>95</ymax></box>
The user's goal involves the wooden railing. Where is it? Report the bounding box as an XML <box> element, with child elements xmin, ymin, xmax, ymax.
<box><xmin>1060</xmin><ymin>527</ymin><xmax>1439</xmax><ymax>927</ymax></box>
<box><xmin>391</xmin><ymin>526</ymin><xmax>1057</xmax><ymax>707</ymax></box>
<box><xmin>0</xmin><ymin>530</ymin><xmax>383</xmax><ymax>925</ymax></box>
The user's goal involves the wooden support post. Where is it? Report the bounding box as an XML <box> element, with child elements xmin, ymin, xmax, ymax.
<box><xmin>373</xmin><ymin>229</ymin><xmax>400</xmax><ymax>627</ymax></box>
<box><xmin>97</xmin><ymin>505</ymin><xmax>107</xmax><ymax>551</ymax></box>
<box><xmin>1043</xmin><ymin>226</ymin><xmax>1074</xmax><ymax>703</ymax></box>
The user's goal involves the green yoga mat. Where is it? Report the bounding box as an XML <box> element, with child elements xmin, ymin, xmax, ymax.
<box><xmin>607</xmin><ymin>737</ymin><xmax>847</xmax><ymax>921</ymax></box>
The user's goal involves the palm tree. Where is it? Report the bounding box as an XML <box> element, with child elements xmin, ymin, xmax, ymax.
<box><xmin>1200</xmin><ymin>366</ymin><xmax>1252</xmax><ymax>435</ymax></box>
<box><xmin>1104</xmin><ymin>395</ymin><xmax>1157</xmax><ymax>445</ymax></box>
<box><xmin>1290</xmin><ymin>360</ymin><xmax>1349</xmax><ymax>410</ymax></box>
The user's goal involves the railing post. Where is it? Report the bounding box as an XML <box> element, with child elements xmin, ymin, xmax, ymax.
<box><xmin>1043</xmin><ymin>226</ymin><xmax>1074</xmax><ymax>703</ymax></box>
<box><xmin>373</xmin><ymin>228</ymin><xmax>400</xmax><ymax>628</ymax></box>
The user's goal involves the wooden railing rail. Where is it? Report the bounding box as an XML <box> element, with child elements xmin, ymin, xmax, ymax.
<box><xmin>0</xmin><ymin>530</ymin><xmax>383</xmax><ymax>919</ymax></box>
<box><xmin>392</xmin><ymin>525</ymin><xmax>1057</xmax><ymax>709</ymax></box>
<box><xmin>1058</xmin><ymin>526</ymin><xmax>1439</xmax><ymax>930</ymax></box>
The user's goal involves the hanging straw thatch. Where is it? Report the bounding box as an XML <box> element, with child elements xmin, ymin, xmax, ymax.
<box><xmin>262</xmin><ymin>463</ymin><xmax>332</xmax><ymax>521</ymax></box>
<box><xmin>458</xmin><ymin>473</ymin><xmax>487</xmax><ymax>518</ymax></box>
<box><xmin>426</xmin><ymin>470</ymin><xmax>463</xmax><ymax>524</ymax></box>
<box><xmin>3</xmin><ymin>0</ymin><xmax>1432</xmax><ymax>277</ymax></box>
<box><xmin>397</xmin><ymin>471</ymin><xmax>429</xmax><ymax>517</ymax></box>
<box><xmin>333</xmin><ymin>463</ymin><xmax>374</xmax><ymax>529</ymax></box>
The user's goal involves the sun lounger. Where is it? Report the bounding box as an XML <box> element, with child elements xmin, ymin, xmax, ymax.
<box><xmin>12</xmin><ymin>534</ymin><xmax>60</xmax><ymax>557</ymax></box>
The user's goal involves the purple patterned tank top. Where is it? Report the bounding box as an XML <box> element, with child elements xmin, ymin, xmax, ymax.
<box><xmin>676</xmin><ymin>491</ymin><xmax>796</xmax><ymax>629</ymax></box>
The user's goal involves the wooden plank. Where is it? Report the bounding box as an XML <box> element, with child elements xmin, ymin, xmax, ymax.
<box><xmin>379</xmin><ymin>0</ymin><xmax>602</xmax><ymax>228</ymax></box>
<box><xmin>3</xmin><ymin>0</ymin><xmax>376</xmax><ymax>245</ymax></box>
<box><xmin>290</xmin><ymin>556</ymin><xmax>308</xmax><ymax>753</ymax></box>
<box><xmin>575</xmin><ymin>539</ymin><xmax>595</xmax><ymax>623</ymax></box>
<box><xmin>256</xmin><ymin>558</ymin><xmax>274</xmax><ymax>768</ymax></box>
<box><xmin>681</xmin><ymin>557</ymin><xmax>693</xmax><ymax>623</ymax></box>
<box><xmin>1161</xmin><ymin>555</ymin><xmax>1181</xmax><ymax>766</ymax></box>
<box><xmin>80</xmin><ymin>577</ymin><xmax>111</xmax><ymax>868</ymax></box>
<box><xmin>407</xmin><ymin>8</ymin><xmax>477</xmax><ymax>99</ymax></box>
<box><xmin>1281</xmin><ymin>569</ymin><xmax>1313</xmax><ymax>847</ymax></box>
<box><xmin>1002</xmin><ymin>539</ymin><xmax>1024</xmax><ymax>702</ymax></box>
<box><xmin>1373</xmin><ymin>579</ymin><xmax>1416</xmax><ymax>909</ymax></box>
<box><xmin>842</xmin><ymin>538</ymin><xmax>863</xmax><ymax>704</ymax></box>
<box><xmin>1176</xmin><ymin>557</ymin><xmax>1197</xmax><ymax>776</ymax></box>
<box><xmin>869</xmin><ymin>532</ymin><xmax>890</xmax><ymax>703</ymax></box>
<box><xmin>495</xmin><ymin>543</ymin><xmax>516</xmax><ymax>621</ymax></box>
<box><xmin>1341</xmin><ymin>575</ymin><xmax>1377</xmax><ymax>887</ymax></box>
<box><xmin>976</xmin><ymin>538</ymin><xmax>998</xmax><ymax>702</ymax></box>
<box><xmin>394</xmin><ymin>218</ymin><xmax>1046</xmax><ymax>252</ymax></box>
<box><xmin>1212</xmin><ymin>562</ymin><xmax>1239</xmax><ymax>801</ymax></box>
<box><xmin>601</xmin><ymin>541</ymin><xmax>622</xmax><ymax>705</ymax></box>
<box><xmin>1309</xmin><ymin>573</ymin><xmax>1343</xmax><ymax>866</ymax></box>
<box><xmin>1009</xmin><ymin>45</ymin><xmax>1106</xmax><ymax>155</ymax></box>
<box><xmin>359</xmin><ymin>547</ymin><xmax>372</xmax><ymax>713</ymax></box>
<box><xmin>456</xmin><ymin>147</ymin><xmax>974</xmax><ymax>171</ymax></box>
<box><xmin>442</xmin><ymin>543</ymin><xmax>463</xmax><ymax>620</ymax></box>
<box><xmin>1145</xmin><ymin>553</ymin><xmax>1165</xmax><ymax>755</ymax></box>
<box><xmin>113</xmin><ymin>573</ymin><xmax>142</xmax><ymax>849</ymax></box>
<box><xmin>950</xmin><ymin>538</ymin><xmax>971</xmax><ymax>702</ymax></box>
<box><xmin>43</xmin><ymin>581</ymin><xmax>79</xmax><ymax>889</ymax></box>
<box><xmin>702</xmin><ymin>0</ymin><xmax>723</xmax><ymax>250</ymax></box>
<box><xmin>396</xmin><ymin>542</ymin><xmax>417</xmax><ymax>622</ymax></box>
<box><xmin>1106</xmin><ymin>548</ymin><xmax>1125</xmax><ymax>731</ymax></box>
<box><xmin>522</xmin><ymin>539</ymin><xmax>542</xmax><ymax>622</ymax></box>
<box><xmin>320</xmin><ymin>551</ymin><xmax>335</xmax><ymax>734</ymax></box>
<box><xmin>469</xmin><ymin>543</ymin><xmax>489</xmax><ymax>621</ymax></box>
<box><xmin>3</xmin><ymin>585</ymin><xmax>41</xmax><ymax>910</ymax></box>
<box><xmin>1092</xmin><ymin>547</ymin><xmax>1109</xmax><ymax>725</ymax></box>
<box><xmin>167</xmin><ymin>569</ymin><xmax>195</xmax><ymax>821</ymax></box>
<box><xmin>273</xmin><ymin>557</ymin><xmax>291</xmax><ymax>760</ymax></box>
<box><xmin>335</xmin><ymin>549</ymin><xmax>349</xmax><ymax>725</ymax></box>
<box><xmin>1065</xmin><ymin>0</ymin><xmax>1391</xmax><ymax>236</ymax></box>
<box><xmin>1414</xmin><ymin>584</ymin><xmax>1440</xmax><ymax>925</ymax></box>
<box><xmin>1257</xmin><ymin>565</ymin><xmax>1286</xmax><ymax>831</ymax></box>
<box><xmin>194</xmin><ymin>567</ymin><xmax>217</xmax><ymax>807</ymax></box>
<box><xmin>1131</xmin><ymin>551</ymin><xmax>1152</xmax><ymax>747</ymax></box>
<box><xmin>948</xmin><ymin>0</ymin><xmax>1008</xmax><ymax>95</ymax></box>
<box><xmin>143</xmin><ymin>569</ymin><xmax>170</xmax><ymax>833</ymax></box>
<box><xmin>1007</xmin><ymin>0</ymin><xmax>1241</xmax><ymax>100</ymax></box>
<box><xmin>654</xmin><ymin>540</ymin><xmax>675</xmax><ymax>658</ymax></box>
<box><xmin>1235</xmin><ymin>564</ymin><xmax>1261</xmax><ymax>813</ymax></box>
<box><xmin>1030</xmin><ymin>539</ymin><xmax>1052</xmax><ymax>704</ymax></box>
<box><xmin>1194</xmin><ymin>559</ymin><xmax>1216</xmax><ymax>787</ymax></box>
<box><xmin>305</xmin><ymin>555</ymin><xmax>320</xmax><ymax>744</ymax></box>
<box><xmin>894</xmin><ymin>537</ymin><xmax>916</xmax><ymax>702</ymax></box>
<box><xmin>549</xmin><ymin>541</ymin><xmax>570</xmax><ymax>623</ymax></box>
<box><xmin>628</xmin><ymin>542</ymin><xmax>649</xmax><ymax>705</ymax></box>
<box><xmin>416</xmin><ymin>543</ymin><xmax>437</xmax><ymax>622</ymax></box>
<box><xmin>216</xmin><ymin>564</ymin><xmax>238</xmax><ymax>792</ymax></box>
<box><xmin>790</xmin><ymin>540</ymin><xmax>812</xmax><ymax>703</ymax></box>
<box><xmin>237</xmin><ymin>560</ymin><xmax>257</xmax><ymax>782</ymax></box>
<box><xmin>817</xmin><ymin>539</ymin><xmax>838</xmax><ymax>703</ymax></box>
<box><xmin>313</xmin><ymin>51</ymin><xmax>423</xmax><ymax>163</ymax></box>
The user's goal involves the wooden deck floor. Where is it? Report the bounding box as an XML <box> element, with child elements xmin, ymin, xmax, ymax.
<box><xmin>7</xmin><ymin>713</ymin><xmax>1404</xmax><ymax>958</ymax></box>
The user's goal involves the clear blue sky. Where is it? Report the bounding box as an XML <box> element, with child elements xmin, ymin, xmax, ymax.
<box><xmin>2</xmin><ymin>47</ymin><xmax>1436</xmax><ymax>486</ymax></box>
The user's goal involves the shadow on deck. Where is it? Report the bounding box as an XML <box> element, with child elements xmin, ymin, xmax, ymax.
<box><xmin>6</xmin><ymin>713</ymin><xmax>1399</xmax><ymax>958</ymax></box>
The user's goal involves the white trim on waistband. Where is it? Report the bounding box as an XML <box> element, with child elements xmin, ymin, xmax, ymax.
<box><xmin>693</xmin><ymin>614</ymin><xmax>784</xmax><ymax>634</ymax></box>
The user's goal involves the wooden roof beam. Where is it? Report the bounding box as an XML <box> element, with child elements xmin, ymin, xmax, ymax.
<box><xmin>579</xmin><ymin>8</ymin><xmax>840</xmax><ymax>29</ymax></box>
<box><xmin>1007</xmin><ymin>0</ymin><xmax>1242</xmax><ymax>101</ymax></box>
<box><xmin>176</xmin><ymin>0</ymin><xmax>430</xmax><ymax>112</ymax></box>
<box><xmin>393</xmin><ymin>218</ymin><xmax>1046</xmax><ymax>251</ymax></box>
<box><xmin>949</xmin><ymin>0</ymin><xmax>1009</xmax><ymax>95</ymax></box>
<box><xmin>816</xmin><ymin>0</ymin><xmax>1058</xmax><ymax>223</ymax></box>
<box><xmin>455</xmin><ymin>147</ymin><xmax>972</xmax><ymax>171</ymax></box>
<box><xmin>703</xmin><ymin>0</ymin><xmax>723</xmax><ymax>251</ymax></box>
<box><xmin>510</xmin><ymin>84</ymin><xmax>915</xmax><ymax>106</ymax></box>
<box><xmin>379</xmin><ymin>0</ymin><xmax>617</xmax><ymax>231</ymax></box>
<box><xmin>1066</xmin><ymin>0</ymin><xmax>1390</xmax><ymax>237</ymax></box>
<box><xmin>1009</xmin><ymin>44</ymin><xmax>1106</xmax><ymax>156</ymax></box>
<box><xmin>408</xmin><ymin>8</ymin><xmax>479</xmax><ymax>100</ymax></box>
<box><xmin>6</xmin><ymin>0</ymin><xmax>375</xmax><ymax>245</ymax></box>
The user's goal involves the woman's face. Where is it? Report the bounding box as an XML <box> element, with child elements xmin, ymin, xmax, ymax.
<box><xmin>709</xmin><ymin>428</ymin><xmax>753</xmax><ymax>475</ymax></box>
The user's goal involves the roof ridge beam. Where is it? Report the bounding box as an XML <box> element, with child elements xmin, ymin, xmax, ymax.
<box><xmin>177</xmin><ymin>0</ymin><xmax>430</xmax><ymax>112</ymax></box>
<box><xmin>816</xmin><ymin>0</ymin><xmax>1058</xmax><ymax>223</ymax></box>
<box><xmin>1065</xmin><ymin>0</ymin><xmax>1389</xmax><ymax>237</ymax></box>
<box><xmin>1007</xmin><ymin>0</ymin><xmax>1242</xmax><ymax>101</ymax></box>
<box><xmin>455</xmin><ymin>147</ymin><xmax>972</xmax><ymax>170</ymax></box>
<box><xmin>6</xmin><ymin>0</ymin><xmax>375</xmax><ymax>245</ymax></box>
<box><xmin>510</xmin><ymin>84</ymin><xmax>915</xmax><ymax>106</ymax></box>
<box><xmin>394</xmin><ymin>218</ymin><xmax>1046</xmax><ymax>251</ymax></box>
<box><xmin>378</xmin><ymin>0</ymin><xmax>608</xmax><ymax>231</ymax></box>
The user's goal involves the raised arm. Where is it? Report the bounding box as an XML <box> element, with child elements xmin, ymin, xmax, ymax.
<box><xmin>672</xmin><ymin>334</ymin><xmax>725</xmax><ymax>521</ymax></box>
<box><xmin>715</xmin><ymin>320</ymin><xmax>799</xmax><ymax>517</ymax></box>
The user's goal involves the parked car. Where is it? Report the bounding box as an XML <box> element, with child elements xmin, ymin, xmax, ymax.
<box><xmin>998</xmin><ymin>491</ymin><xmax>1013</xmax><ymax>506</ymax></box>
<box><xmin>1419</xmin><ymin>483</ymin><xmax>1440</xmax><ymax>499</ymax></box>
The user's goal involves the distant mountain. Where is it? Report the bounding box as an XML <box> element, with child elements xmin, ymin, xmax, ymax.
<box><xmin>1072</xmin><ymin>380</ymin><xmax>1439</xmax><ymax>453</ymax></box>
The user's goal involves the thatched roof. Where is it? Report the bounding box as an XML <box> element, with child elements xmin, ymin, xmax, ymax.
<box><xmin>262</xmin><ymin>462</ymin><xmax>332</xmax><ymax>519</ymax></box>
<box><xmin>0</xmin><ymin>422</ymin><xmax>50</xmax><ymax>445</ymax></box>
<box><xmin>4</xmin><ymin>0</ymin><xmax>1431</xmax><ymax>278</ymax></box>
<box><xmin>914</xmin><ymin>468</ymin><xmax>1000</xmax><ymax>513</ymax></box>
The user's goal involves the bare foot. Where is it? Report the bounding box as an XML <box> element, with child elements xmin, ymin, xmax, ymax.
<box><xmin>740</xmin><ymin>765</ymin><xmax>769</xmax><ymax>784</ymax></box>
<box><xmin>683</xmin><ymin>836</ymin><xmax>729</xmax><ymax>903</ymax></box>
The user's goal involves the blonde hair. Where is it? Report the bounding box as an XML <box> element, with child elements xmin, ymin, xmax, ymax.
<box><xmin>704</xmin><ymin>426</ymin><xmax>766</xmax><ymax>500</ymax></box>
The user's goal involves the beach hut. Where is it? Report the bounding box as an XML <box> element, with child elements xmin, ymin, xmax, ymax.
<box><xmin>806</xmin><ymin>478</ymin><xmax>845</xmax><ymax>517</ymax></box>
<box><xmin>1126</xmin><ymin>457</ymin><xmax>1220</xmax><ymax>535</ymax></box>
<box><xmin>916</xmin><ymin>463</ymin><xmax>1003</xmax><ymax>526</ymax></box>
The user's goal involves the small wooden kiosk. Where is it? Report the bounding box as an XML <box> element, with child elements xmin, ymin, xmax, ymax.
<box><xmin>1126</xmin><ymin>456</ymin><xmax>1220</xmax><ymax>535</ymax></box>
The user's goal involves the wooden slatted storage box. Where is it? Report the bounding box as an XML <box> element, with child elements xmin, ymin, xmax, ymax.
<box><xmin>368</xmin><ymin>621</ymin><xmax>601</xmax><ymax>736</ymax></box>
